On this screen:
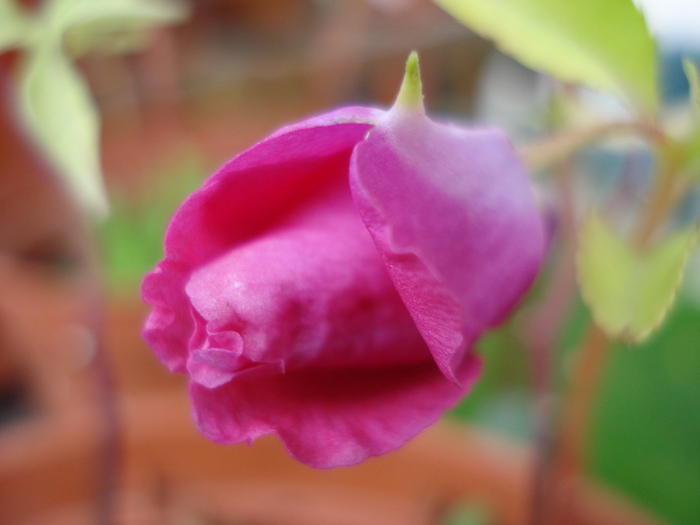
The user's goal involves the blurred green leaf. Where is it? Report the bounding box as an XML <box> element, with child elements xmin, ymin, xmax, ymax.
<box><xmin>450</xmin><ymin>326</ymin><xmax>532</xmax><ymax>440</ymax></box>
<box><xmin>0</xmin><ymin>0</ymin><xmax>31</xmax><ymax>50</ymax></box>
<box><xmin>4</xmin><ymin>0</ymin><xmax>187</xmax><ymax>218</ymax></box>
<box><xmin>46</xmin><ymin>0</ymin><xmax>187</xmax><ymax>30</ymax></box>
<box><xmin>577</xmin><ymin>213</ymin><xmax>697</xmax><ymax>343</ymax></box>
<box><xmin>440</xmin><ymin>503</ymin><xmax>492</xmax><ymax>525</ymax></box>
<box><xmin>434</xmin><ymin>0</ymin><xmax>658</xmax><ymax>116</ymax></box>
<box><xmin>99</xmin><ymin>152</ymin><xmax>204</xmax><ymax>291</ymax></box>
<box><xmin>681</xmin><ymin>135</ymin><xmax>700</xmax><ymax>180</ymax></box>
<box><xmin>46</xmin><ymin>0</ymin><xmax>187</xmax><ymax>56</ymax></box>
<box><xmin>681</xmin><ymin>60</ymin><xmax>700</xmax><ymax>179</ymax></box>
<box><xmin>453</xmin><ymin>293</ymin><xmax>700</xmax><ymax>524</ymax></box>
<box><xmin>48</xmin><ymin>0</ymin><xmax>188</xmax><ymax>56</ymax></box>
<box><xmin>683</xmin><ymin>58</ymin><xmax>700</xmax><ymax>115</ymax></box>
<box><xmin>19</xmin><ymin>44</ymin><xmax>108</xmax><ymax>216</ymax></box>
<box><xmin>593</xmin><ymin>297</ymin><xmax>700</xmax><ymax>525</ymax></box>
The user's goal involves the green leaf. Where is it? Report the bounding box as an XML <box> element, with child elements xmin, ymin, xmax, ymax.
<box><xmin>440</xmin><ymin>503</ymin><xmax>491</xmax><ymax>525</ymax></box>
<box><xmin>0</xmin><ymin>0</ymin><xmax>31</xmax><ymax>50</ymax></box>
<box><xmin>682</xmin><ymin>60</ymin><xmax>700</xmax><ymax>179</ymax></box>
<box><xmin>577</xmin><ymin>213</ymin><xmax>697</xmax><ymax>343</ymax></box>
<box><xmin>18</xmin><ymin>45</ymin><xmax>108</xmax><ymax>216</ymax></box>
<box><xmin>45</xmin><ymin>0</ymin><xmax>187</xmax><ymax>56</ymax></box>
<box><xmin>593</xmin><ymin>298</ymin><xmax>700</xmax><ymax>525</ymax></box>
<box><xmin>683</xmin><ymin>58</ymin><xmax>700</xmax><ymax>116</ymax></box>
<box><xmin>100</xmin><ymin>151</ymin><xmax>204</xmax><ymax>290</ymax></box>
<box><xmin>434</xmin><ymin>0</ymin><xmax>658</xmax><ymax>116</ymax></box>
<box><xmin>46</xmin><ymin>0</ymin><xmax>187</xmax><ymax>34</ymax></box>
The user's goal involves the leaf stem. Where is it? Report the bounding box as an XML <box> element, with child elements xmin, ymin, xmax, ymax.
<box><xmin>520</xmin><ymin>120</ymin><xmax>666</xmax><ymax>172</ymax></box>
<box><xmin>635</xmin><ymin>144</ymin><xmax>686</xmax><ymax>250</ymax></box>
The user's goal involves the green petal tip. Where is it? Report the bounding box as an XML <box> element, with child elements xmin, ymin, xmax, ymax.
<box><xmin>394</xmin><ymin>51</ymin><xmax>424</xmax><ymax>112</ymax></box>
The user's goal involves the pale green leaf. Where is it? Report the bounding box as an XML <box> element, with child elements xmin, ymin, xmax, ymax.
<box><xmin>46</xmin><ymin>0</ymin><xmax>187</xmax><ymax>33</ymax></box>
<box><xmin>19</xmin><ymin>45</ymin><xmax>108</xmax><ymax>216</ymax></box>
<box><xmin>631</xmin><ymin>229</ymin><xmax>698</xmax><ymax>340</ymax></box>
<box><xmin>434</xmin><ymin>0</ymin><xmax>658</xmax><ymax>116</ymax></box>
<box><xmin>577</xmin><ymin>213</ymin><xmax>697</xmax><ymax>343</ymax></box>
<box><xmin>683</xmin><ymin>58</ymin><xmax>700</xmax><ymax>116</ymax></box>
<box><xmin>683</xmin><ymin>60</ymin><xmax>700</xmax><ymax>179</ymax></box>
<box><xmin>45</xmin><ymin>0</ymin><xmax>187</xmax><ymax>56</ymax></box>
<box><xmin>577</xmin><ymin>213</ymin><xmax>635</xmax><ymax>337</ymax></box>
<box><xmin>682</xmin><ymin>133</ymin><xmax>700</xmax><ymax>180</ymax></box>
<box><xmin>0</xmin><ymin>0</ymin><xmax>31</xmax><ymax>50</ymax></box>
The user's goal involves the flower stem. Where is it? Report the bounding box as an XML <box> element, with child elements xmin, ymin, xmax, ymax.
<box><xmin>554</xmin><ymin>324</ymin><xmax>609</xmax><ymax>481</ymax></box>
<box><xmin>635</xmin><ymin>143</ymin><xmax>685</xmax><ymax>250</ymax></box>
<box><xmin>94</xmin><ymin>323</ymin><xmax>119</xmax><ymax>525</ymax></box>
<box><xmin>535</xmin><ymin>322</ymin><xmax>610</xmax><ymax>525</ymax></box>
<box><xmin>527</xmin><ymin>159</ymin><xmax>579</xmax><ymax>525</ymax></box>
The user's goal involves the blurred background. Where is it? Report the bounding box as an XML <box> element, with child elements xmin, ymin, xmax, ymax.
<box><xmin>0</xmin><ymin>0</ymin><xmax>699</xmax><ymax>524</ymax></box>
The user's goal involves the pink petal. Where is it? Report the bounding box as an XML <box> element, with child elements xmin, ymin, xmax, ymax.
<box><xmin>190</xmin><ymin>354</ymin><xmax>481</xmax><ymax>468</ymax></box>
<box><xmin>349</xmin><ymin>111</ymin><xmax>544</xmax><ymax>382</ymax></box>
<box><xmin>142</xmin><ymin>108</ymin><xmax>380</xmax><ymax>371</ymax></box>
<box><xmin>184</xmin><ymin>184</ymin><xmax>430</xmax><ymax>373</ymax></box>
<box><xmin>179</xmin><ymin>149</ymin><xmax>485</xmax><ymax>468</ymax></box>
<box><xmin>141</xmin><ymin>261</ymin><xmax>192</xmax><ymax>372</ymax></box>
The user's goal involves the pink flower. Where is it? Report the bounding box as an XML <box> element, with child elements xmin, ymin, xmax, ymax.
<box><xmin>141</xmin><ymin>54</ymin><xmax>544</xmax><ymax>468</ymax></box>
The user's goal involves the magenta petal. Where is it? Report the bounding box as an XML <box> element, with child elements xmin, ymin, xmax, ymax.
<box><xmin>188</xmin><ymin>346</ymin><xmax>242</xmax><ymax>389</ymax></box>
<box><xmin>185</xmin><ymin>185</ymin><xmax>430</xmax><ymax>372</ymax></box>
<box><xmin>142</xmin><ymin>107</ymin><xmax>379</xmax><ymax>372</ymax></box>
<box><xmin>141</xmin><ymin>261</ymin><xmax>191</xmax><ymax>372</ymax></box>
<box><xmin>191</xmin><ymin>355</ymin><xmax>481</xmax><ymax>468</ymax></box>
<box><xmin>164</xmin><ymin>107</ymin><xmax>381</xmax><ymax>267</ymax></box>
<box><xmin>349</xmin><ymin>112</ymin><xmax>545</xmax><ymax>381</ymax></box>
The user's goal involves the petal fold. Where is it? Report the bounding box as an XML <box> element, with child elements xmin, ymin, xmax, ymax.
<box><xmin>185</xmin><ymin>184</ymin><xmax>430</xmax><ymax>372</ymax></box>
<box><xmin>142</xmin><ymin>108</ymin><xmax>379</xmax><ymax>370</ymax></box>
<box><xmin>191</xmin><ymin>355</ymin><xmax>481</xmax><ymax>468</ymax></box>
<box><xmin>350</xmin><ymin>112</ymin><xmax>544</xmax><ymax>381</ymax></box>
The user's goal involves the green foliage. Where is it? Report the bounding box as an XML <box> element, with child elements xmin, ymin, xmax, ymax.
<box><xmin>440</xmin><ymin>503</ymin><xmax>492</xmax><ymax>525</ymax></box>
<box><xmin>434</xmin><ymin>0</ymin><xmax>658</xmax><ymax>116</ymax></box>
<box><xmin>99</xmin><ymin>153</ymin><xmax>204</xmax><ymax>292</ymax></box>
<box><xmin>453</xmin><ymin>295</ymin><xmax>700</xmax><ymax>524</ymax></box>
<box><xmin>679</xmin><ymin>60</ymin><xmax>700</xmax><ymax>180</ymax></box>
<box><xmin>20</xmin><ymin>44</ymin><xmax>106</xmax><ymax>214</ymax></box>
<box><xmin>46</xmin><ymin>0</ymin><xmax>185</xmax><ymax>30</ymax></box>
<box><xmin>5</xmin><ymin>0</ymin><xmax>187</xmax><ymax>216</ymax></box>
<box><xmin>593</xmin><ymin>298</ymin><xmax>700</xmax><ymax>525</ymax></box>
<box><xmin>577</xmin><ymin>213</ymin><xmax>697</xmax><ymax>343</ymax></box>
<box><xmin>0</xmin><ymin>0</ymin><xmax>30</xmax><ymax>49</ymax></box>
<box><xmin>50</xmin><ymin>0</ymin><xmax>188</xmax><ymax>56</ymax></box>
<box><xmin>683</xmin><ymin>59</ymin><xmax>700</xmax><ymax>116</ymax></box>
<box><xmin>450</xmin><ymin>325</ymin><xmax>532</xmax><ymax>440</ymax></box>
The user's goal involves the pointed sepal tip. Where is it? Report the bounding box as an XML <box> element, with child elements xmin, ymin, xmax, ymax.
<box><xmin>394</xmin><ymin>51</ymin><xmax>424</xmax><ymax>113</ymax></box>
